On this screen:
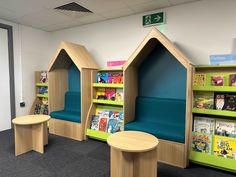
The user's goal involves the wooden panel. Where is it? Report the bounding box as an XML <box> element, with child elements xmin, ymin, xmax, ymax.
<box><xmin>124</xmin><ymin>66</ymin><xmax>138</xmax><ymax>124</ymax></box>
<box><xmin>84</xmin><ymin>103</ymin><xmax>96</xmax><ymax>139</ymax></box>
<box><xmin>81</xmin><ymin>69</ymin><xmax>97</xmax><ymax>140</ymax></box>
<box><xmin>157</xmin><ymin>139</ymin><xmax>186</xmax><ymax>168</ymax></box>
<box><xmin>133</xmin><ymin>149</ymin><xmax>157</xmax><ymax>177</ymax></box>
<box><xmin>14</xmin><ymin>124</ymin><xmax>32</xmax><ymax>156</ymax></box>
<box><xmin>49</xmin><ymin>118</ymin><xmax>82</xmax><ymax>141</ymax></box>
<box><xmin>110</xmin><ymin>148</ymin><xmax>134</xmax><ymax>177</ymax></box>
<box><xmin>32</xmin><ymin>123</ymin><xmax>44</xmax><ymax>154</ymax></box>
<box><xmin>48</xmin><ymin>69</ymin><xmax>68</xmax><ymax>112</ymax></box>
<box><xmin>43</xmin><ymin>122</ymin><xmax>48</xmax><ymax>145</ymax></box>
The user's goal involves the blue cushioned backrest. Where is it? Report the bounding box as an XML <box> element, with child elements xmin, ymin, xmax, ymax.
<box><xmin>135</xmin><ymin>96</ymin><xmax>186</xmax><ymax>125</ymax></box>
<box><xmin>64</xmin><ymin>91</ymin><xmax>81</xmax><ymax>112</ymax></box>
<box><xmin>68</xmin><ymin>63</ymin><xmax>80</xmax><ymax>92</ymax></box>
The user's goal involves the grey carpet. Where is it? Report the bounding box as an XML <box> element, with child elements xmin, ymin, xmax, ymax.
<box><xmin>0</xmin><ymin>129</ymin><xmax>235</xmax><ymax>177</ymax></box>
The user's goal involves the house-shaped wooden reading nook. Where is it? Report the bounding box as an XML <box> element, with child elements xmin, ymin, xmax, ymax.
<box><xmin>48</xmin><ymin>41</ymin><xmax>98</xmax><ymax>141</ymax></box>
<box><xmin>123</xmin><ymin>28</ymin><xmax>193</xmax><ymax>168</ymax></box>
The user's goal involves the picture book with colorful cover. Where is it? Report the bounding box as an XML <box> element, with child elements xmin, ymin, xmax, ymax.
<box><xmin>115</xmin><ymin>88</ymin><xmax>123</xmax><ymax>102</ymax></box>
<box><xmin>215</xmin><ymin>120</ymin><xmax>236</xmax><ymax>137</ymax></box>
<box><xmin>98</xmin><ymin>117</ymin><xmax>108</xmax><ymax>132</ymax></box>
<box><xmin>40</xmin><ymin>71</ymin><xmax>47</xmax><ymax>83</ymax></box>
<box><xmin>193</xmin><ymin>74</ymin><xmax>206</xmax><ymax>86</ymax></box>
<box><xmin>214</xmin><ymin>93</ymin><xmax>225</xmax><ymax>110</ymax></box>
<box><xmin>97</xmin><ymin>72</ymin><xmax>109</xmax><ymax>83</ymax></box>
<box><xmin>211</xmin><ymin>76</ymin><xmax>224</xmax><ymax>86</ymax></box>
<box><xmin>213</xmin><ymin>135</ymin><xmax>236</xmax><ymax>160</ymax></box>
<box><xmin>90</xmin><ymin>115</ymin><xmax>100</xmax><ymax>130</ymax></box>
<box><xmin>191</xmin><ymin>132</ymin><xmax>212</xmax><ymax>154</ymax></box>
<box><xmin>229</xmin><ymin>74</ymin><xmax>236</xmax><ymax>86</ymax></box>
<box><xmin>108</xmin><ymin>72</ymin><xmax>123</xmax><ymax>84</ymax></box>
<box><xmin>34</xmin><ymin>104</ymin><xmax>41</xmax><ymax>114</ymax></box>
<box><xmin>96</xmin><ymin>88</ymin><xmax>106</xmax><ymax>100</ymax></box>
<box><xmin>38</xmin><ymin>86</ymin><xmax>48</xmax><ymax>94</ymax></box>
<box><xmin>193</xmin><ymin>92</ymin><xmax>214</xmax><ymax>109</ymax></box>
<box><xmin>107</xmin><ymin>118</ymin><xmax>118</xmax><ymax>133</ymax></box>
<box><xmin>224</xmin><ymin>93</ymin><xmax>236</xmax><ymax>111</ymax></box>
<box><xmin>193</xmin><ymin>117</ymin><xmax>215</xmax><ymax>134</ymax></box>
<box><xmin>105</xmin><ymin>88</ymin><xmax>116</xmax><ymax>100</ymax></box>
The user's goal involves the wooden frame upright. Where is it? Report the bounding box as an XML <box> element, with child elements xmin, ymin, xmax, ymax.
<box><xmin>48</xmin><ymin>41</ymin><xmax>98</xmax><ymax>141</ymax></box>
<box><xmin>123</xmin><ymin>28</ymin><xmax>193</xmax><ymax>168</ymax></box>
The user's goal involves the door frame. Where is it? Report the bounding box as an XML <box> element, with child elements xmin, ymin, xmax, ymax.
<box><xmin>0</xmin><ymin>23</ymin><xmax>15</xmax><ymax>124</ymax></box>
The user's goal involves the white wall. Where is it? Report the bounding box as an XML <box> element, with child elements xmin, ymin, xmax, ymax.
<box><xmin>0</xmin><ymin>19</ymin><xmax>51</xmax><ymax>117</ymax></box>
<box><xmin>51</xmin><ymin>0</ymin><xmax>236</xmax><ymax>67</ymax></box>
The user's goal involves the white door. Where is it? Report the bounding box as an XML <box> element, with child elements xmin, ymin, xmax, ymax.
<box><xmin>0</xmin><ymin>28</ymin><xmax>11</xmax><ymax>131</ymax></box>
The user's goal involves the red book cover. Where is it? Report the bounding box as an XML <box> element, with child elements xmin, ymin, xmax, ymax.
<box><xmin>211</xmin><ymin>76</ymin><xmax>224</xmax><ymax>86</ymax></box>
<box><xmin>99</xmin><ymin>117</ymin><xmax>108</xmax><ymax>132</ymax></box>
<box><xmin>108</xmin><ymin>72</ymin><xmax>123</xmax><ymax>84</ymax></box>
<box><xmin>105</xmin><ymin>88</ymin><xmax>116</xmax><ymax>100</ymax></box>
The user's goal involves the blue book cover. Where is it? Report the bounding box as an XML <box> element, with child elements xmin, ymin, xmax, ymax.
<box><xmin>107</xmin><ymin>118</ymin><xmax>118</xmax><ymax>133</ymax></box>
<box><xmin>97</xmin><ymin>72</ymin><xmax>109</xmax><ymax>83</ymax></box>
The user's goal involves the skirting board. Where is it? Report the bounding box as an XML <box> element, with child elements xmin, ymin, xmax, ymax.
<box><xmin>49</xmin><ymin>118</ymin><xmax>83</xmax><ymax>141</ymax></box>
<box><xmin>157</xmin><ymin>139</ymin><xmax>186</xmax><ymax>168</ymax></box>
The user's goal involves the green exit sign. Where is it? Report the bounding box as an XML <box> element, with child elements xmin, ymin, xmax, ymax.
<box><xmin>143</xmin><ymin>12</ymin><xmax>165</xmax><ymax>27</ymax></box>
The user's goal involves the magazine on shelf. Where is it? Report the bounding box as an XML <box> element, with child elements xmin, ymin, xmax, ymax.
<box><xmin>105</xmin><ymin>88</ymin><xmax>116</xmax><ymax>100</ymax></box>
<box><xmin>191</xmin><ymin>132</ymin><xmax>212</xmax><ymax>154</ymax></box>
<box><xmin>211</xmin><ymin>76</ymin><xmax>224</xmax><ymax>86</ymax></box>
<box><xmin>193</xmin><ymin>117</ymin><xmax>215</xmax><ymax>134</ymax></box>
<box><xmin>224</xmin><ymin>93</ymin><xmax>236</xmax><ymax>111</ymax></box>
<box><xmin>97</xmin><ymin>72</ymin><xmax>109</xmax><ymax>83</ymax></box>
<box><xmin>108</xmin><ymin>72</ymin><xmax>123</xmax><ymax>84</ymax></box>
<box><xmin>215</xmin><ymin>120</ymin><xmax>236</xmax><ymax>137</ymax></box>
<box><xmin>213</xmin><ymin>135</ymin><xmax>236</xmax><ymax>160</ymax></box>
<box><xmin>115</xmin><ymin>88</ymin><xmax>123</xmax><ymax>102</ymax></box>
<box><xmin>214</xmin><ymin>93</ymin><xmax>225</xmax><ymax>110</ymax></box>
<box><xmin>193</xmin><ymin>92</ymin><xmax>214</xmax><ymax>109</ymax></box>
<box><xmin>229</xmin><ymin>74</ymin><xmax>236</xmax><ymax>86</ymax></box>
<box><xmin>193</xmin><ymin>74</ymin><xmax>206</xmax><ymax>86</ymax></box>
<box><xmin>98</xmin><ymin>117</ymin><xmax>108</xmax><ymax>132</ymax></box>
<box><xmin>90</xmin><ymin>115</ymin><xmax>100</xmax><ymax>130</ymax></box>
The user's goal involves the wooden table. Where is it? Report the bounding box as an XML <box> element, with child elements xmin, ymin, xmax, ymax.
<box><xmin>107</xmin><ymin>131</ymin><xmax>159</xmax><ymax>177</ymax></box>
<box><xmin>12</xmin><ymin>115</ymin><xmax>50</xmax><ymax>156</ymax></box>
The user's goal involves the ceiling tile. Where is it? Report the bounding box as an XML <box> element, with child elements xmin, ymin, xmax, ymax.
<box><xmin>168</xmin><ymin>0</ymin><xmax>199</xmax><ymax>5</ymax></box>
<box><xmin>131</xmin><ymin>0</ymin><xmax>171</xmax><ymax>13</ymax></box>
<box><xmin>99</xmin><ymin>7</ymin><xmax>135</xmax><ymax>19</ymax></box>
<box><xmin>76</xmin><ymin>14</ymin><xmax>106</xmax><ymax>23</ymax></box>
<box><xmin>75</xmin><ymin>0</ymin><xmax>128</xmax><ymax>13</ymax></box>
<box><xmin>121</xmin><ymin>0</ymin><xmax>153</xmax><ymax>6</ymax></box>
<box><xmin>0</xmin><ymin>7</ymin><xmax>19</xmax><ymax>22</ymax></box>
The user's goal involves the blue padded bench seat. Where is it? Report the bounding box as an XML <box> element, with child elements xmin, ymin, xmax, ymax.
<box><xmin>50</xmin><ymin>91</ymin><xmax>81</xmax><ymax>123</ymax></box>
<box><xmin>125</xmin><ymin>96</ymin><xmax>186</xmax><ymax>143</ymax></box>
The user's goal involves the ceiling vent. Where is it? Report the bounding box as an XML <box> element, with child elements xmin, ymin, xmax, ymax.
<box><xmin>54</xmin><ymin>2</ymin><xmax>93</xmax><ymax>18</ymax></box>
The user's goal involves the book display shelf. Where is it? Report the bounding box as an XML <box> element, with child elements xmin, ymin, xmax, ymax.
<box><xmin>190</xmin><ymin>65</ymin><xmax>236</xmax><ymax>172</ymax></box>
<box><xmin>85</xmin><ymin>68</ymin><xmax>124</xmax><ymax>141</ymax></box>
<box><xmin>30</xmin><ymin>71</ymin><xmax>48</xmax><ymax>115</ymax></box>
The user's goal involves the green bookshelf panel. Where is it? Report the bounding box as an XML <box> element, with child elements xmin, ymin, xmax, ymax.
<box><xmin>192</xmin><ymin>108</ymin><xmax>236</xmax><ymax>118</ymax></box>
<box><xmin>36</xmin><ymin>83</ymin><xmax>48</xmax><ymax>87</ymax></box>
<box><xmin>93</xmin><ymin>83</ymin><xmax>124</xmax><ymax>88</ymax></box>
<box><xmin>93</xmin><ymin>99</ymin><xmax>123</xmax><ymax>106</ymax></box>
<box><xmin>189</xmin><ymin>151</ymin><xmax>236</xmax><ymax>172</ymax></box>
<box><xmin>37</xmin><ymin>94</ymin><xmax>48</xmax><ymax>98</ymax></box>
<box><xmin>193</xmin><ymin>86</ymin><xmax>236</xmax><ymax>92</ymax></box>
<box><xmin>86</xmin><ymin>129</ymin><xmax>111</xmax><ymax>141</ymax></box>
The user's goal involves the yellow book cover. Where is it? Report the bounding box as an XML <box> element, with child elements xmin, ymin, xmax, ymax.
<box><xmin>96</xmin><ymin>88</ymin><xmax>105</xmax><ymax>99</ymax></box>
<box><xmin>213</xmin><ymin>135</ymin><xmax>236</xmax><ymax>160</ymax></box>
<box><xmin>194</xmin><ymin>74</ymin><xmax>206</xmax><ymax>86</ymax></box>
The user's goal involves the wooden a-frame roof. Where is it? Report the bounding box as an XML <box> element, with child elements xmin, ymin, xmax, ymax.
<box><xmin>123</xmin><ymin>28</ymin><xmax>192</xmax><ymax>71</ymax></box>
<box><xmin>48</xmin><ymin>41</ymin><xmax>98</xmax><ymax>71</ymax></box>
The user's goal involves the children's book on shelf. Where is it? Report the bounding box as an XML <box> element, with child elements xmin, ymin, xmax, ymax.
<box><xmin>108</xmin><ymin>72</ymin><xmax>123</xmax><ymax>84</ymax></box>
<box><xmin>229</xmin><ymin>74</ymin><xmax>236</xmax><ymax>86</ymax></box>
<box><xmin>115</xmin><ymin>88</ymin><xmax>124</xmax><ymax>102</ymax></box>
<box><xmin>90</xmin><ymin>115</ymin><xmax>99</xmax><ymax>130</ymax></box>
<box><xmin>193</xmin><ymin>116</ymin><xmax>215</xmax><ymax>134</ymax></box>
<box><xmin>105</xmin><ymin>88</ymin><xmax>116</xmax><ymax>100</ymax></box>
<box><xmin>40</xmin><ymin>71</ymin><xmax>48</xmax><ymax>83</ymax></box>
<box><xmin>213</xmin><ymin>135</ymin><xmax>236</xmax><ymax>160</ymax></box>
<box><xmin>98</xmin><ymin>117</ymin><xmax>108</xmax><ymax>132</ymax></box>
<box><xmin>96</xmin><ymin>88</ymin><xmax>106</xmax><ymax>100</ymax></box>
<box><xmin>107</xmin><ymin>118</ymin><xmax>118</xmax><ymax>133</ymax></box>
<box><xmin>214</xmin><ymin>93</ymin><xmax>225</xmax><ymax>110</ymax></box>
<box><xmin>211</xmin><ymin>76</ymin><xmax>224</xmax><ymax>86</ymax></box>
<box><xmin>97</xmin><ymin>72</ymin><xmax>109</xmax><ymax>83</ymax></box>
<box><xmin>193</xmin><ymin>74</ymin><xmax>206</xmax><ymax>86</ymax></box>
<box><xmin>38</xmin><ymin>86</ymin><xmax>48</xmax><ymax>94</ymax></box>
<box><xmin>215</xmin><ymin>120</ymin><xmax>236</xmax><ymax>137</ymax></box>
<box><xmin>193</xmin><ymin>92</ymin><xmax>214</xmax><ymax>109</ymax></box>
<box><xmin>224</xmin><ymin>93</ymin><xmax>236</xmax><ymax>111</ymax></box>
<box><xmin>191</xmin><ymin>132</ymin><xmax>212</xmax><ymax>154</ymax></box>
